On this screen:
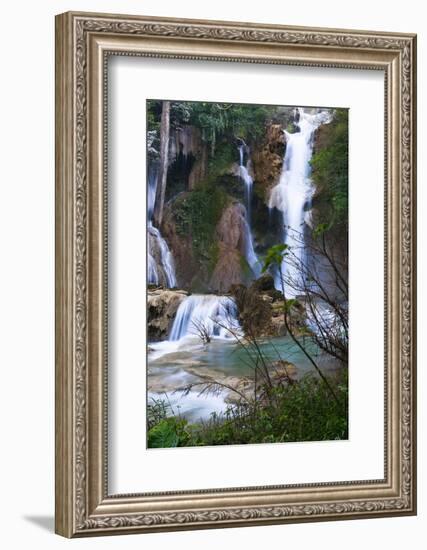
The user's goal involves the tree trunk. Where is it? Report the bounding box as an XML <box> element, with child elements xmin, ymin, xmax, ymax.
<box><xmin>153</xmin><ymin>100</ymin><xmax>170</xmax><ymax>226</ymax></box>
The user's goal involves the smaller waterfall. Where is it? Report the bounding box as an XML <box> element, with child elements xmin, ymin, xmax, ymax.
<box><xmin>148</xmin><ymin>295</ymin><xmax>240</xmax><ymax>364</ymax></box>
<box><xmin>238</xmin><ymin>144</ymin><xmax>254</xmax><ymax>223</ymax></box>
<box><xmin>238</xmin><ymin>144</ymin><xmax>261</xmax><ymax>279</ymax></box>
<box><xmin>148</xmin><ymin>247</ymin><xmax>159</xmax><ymax>285</ymax></box>
<box><xmin>169</xmin><ymin>295</ymin><xmax>240</xmax><ymax>341</ymax></box>
<box><xmin>242</xmin><ymin>214</ymin><xmax>262</xmax><ymax>279</ymax></box>
<box><xmin>147</xmin><ymin>164</ymin><xmax>158</xmax><ymax>220</ymax></box>
<box><xmin>147</xmin><ymin>164</ymin><xmax>177</xmax><ymax>288</ymax></box>
<box><xmin>148</xmin><ymin>222</ymin><xmax>177</xmax><ymax>288</ymax></box>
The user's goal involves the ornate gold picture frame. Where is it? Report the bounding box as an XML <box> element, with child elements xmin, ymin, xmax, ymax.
<box><xmin>55</xmin><ymin>11</ymin><xmax>416</xmax><ymax>537</ymax></box>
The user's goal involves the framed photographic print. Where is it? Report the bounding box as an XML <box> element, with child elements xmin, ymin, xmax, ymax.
<box><xmin>55</xmin><ymin>11</ymin><xmax>417</xmax><ymax>537</ymax></box>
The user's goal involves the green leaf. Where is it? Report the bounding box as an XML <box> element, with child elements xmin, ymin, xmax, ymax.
<box><xmin>312</xmin><ymin>222</ymin><xmax>330</xmax><ymax>237</ymax></box>
<box><xmin>262</xmin><ymin>244</ymin><xmax>289</xmax><ymax>272</ymax></box>
<box><xmin>283</xmin><ymin>298</ymin><xmax>299</xmax><ymax>312</ymax></box>
<box><xmin>148</xmin><ymin>419</ymin><xmax>180</xmax><ymax>448</ymax></box>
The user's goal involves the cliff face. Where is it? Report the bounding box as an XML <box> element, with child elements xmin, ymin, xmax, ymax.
<box><xmin>147</xmin><ymin>289</ymin><xmax>188</xmax><ymax>341</ymax></box>
<box><xmin>161</xmin><ymin>201</ymin><xmax>198</xmax><ymax>289</ymax></box>
<box><xmin>148</xmin><ymin>100</ymin><xmax>350</xmax><ymax>295</ymax></box>
<box><xmin>251</xmin><ymin>124</ymin><xmax>285</xmax><ymax>200</ymax></box>
<box><xmin>230</xmin><ymin>274</ymin><xmax>308</xmax><ymax>339</ymax></box>
<box><xmin>210</xmin><ymin>202</ymin><xmax>248</xmax><ymax>293</ymax></box>
<box><xmin>158</xmin><ymin>122</ymin><xmax>289</xmax><ymax>293</ymax></box>
<box><xmin>169</xmin><ymin>125</ymin><xmax>209</xmax><ymax>191</ymax></box>
<box><xmin>161</xmin><ymin>199</ymin><xmax>250</xmax><ymax>293</ymax></box>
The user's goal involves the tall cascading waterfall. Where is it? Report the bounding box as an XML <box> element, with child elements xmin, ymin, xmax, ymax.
<box><xmin>147</xmin><ymin>164</ymin><xmax>177</xmax><ymax>288</ymax></box>
<box><xmin>268</xmin><ymin>108</ymin><xmax>332</xmax><ymax>295</ymax></box>
<box><xmin>238</xmin><ymin>144</ymin><xmax>261</xmax><ymax>279</ymax></box>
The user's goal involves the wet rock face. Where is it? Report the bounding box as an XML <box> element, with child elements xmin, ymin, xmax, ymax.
<box><xmin>147</xmin><ymin>289</ymin><xmax>188</xmax><ymax>341</ymax></box>
<box><xmin>251</xmin><ymin>273</ymin><xmax>277</xmax><ymax>292</ymax></box>
<box><xmin>216</xmin><ymin>202</ymin><xmax>247</xmax><ymax>249</ymax></box>
<box><xmin>161</xmin><ymin>203</ymin><xmax>198</xmax><ymax>289</ymax></box>
<box><xmin>231</xmin><ymin>277</ymin><xmax>280</xmax><ymax>338</ymax></box>
<box><xmin>148</xmin><ymin>227</ymin><xmax>170</xmax><ymax>287</ymax></box>
<box><xmin>230</xmin><ymin>274</ymin><xmax>308</xmax><ymax>339</ymax></box>
<box><xmin>170</xmin><ymin>126</ymin><xmax>208</xmax><ymax>191</ymax></box>
<box><xmin>251</xmin><ymin>124</ymin><xmax>285</xmax><ymax>198</ymax></box>
<box><xmin>312</xmin><ymin>120</ymin><xmax>330</xmax><ymax>155</ymax></box>
<box><xmin>218</xmin><ymin>360</ymin><xmax>297</xmax><ymax>404</ymax></box>
<box><xmin>210</xmin><ymin>202</ymin><xmax>247</xmax><ymax>293</ymax></box>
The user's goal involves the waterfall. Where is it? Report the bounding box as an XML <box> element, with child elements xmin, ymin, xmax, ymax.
<box><xmin>148</xmin><ymin>222</ymin><xmax>177</xmax><ymax>288</ymax></box>
<box><xmin>169</xmin><ymin>295</ymin><xmax>240</xmax><ymax>341</ymax></box>
<box><xmin>238</xmin><ymin>143</ymin><xmax>253</xmax><ymax>223</ymax></box>
<box><xmin>242</xmin><ymin>215</ymin><xmax>262</xmax><ymax>279</ymax></box>
<box><xmin>147</xmin><ymin>164</ymin><xmax>177</xmax><ymax>288</ymax></box>
<box><xmin>148</xmin><ymin>294</ymin><xmax>240</xmax><ymax>363</ymax></box>
<box><xmin>147</xmin><ymin>164</ymin><xmax>158</xmax><ymax>220</ymax></box>
<box><xmin>238</xmin><ymin>144</ymin><xmax>261</xmax><ymax>279</ymax></box>
<box><xmin>268</xmin><ymin>108</ymin><xmax>332</xmax><ymax>295</ymax></box>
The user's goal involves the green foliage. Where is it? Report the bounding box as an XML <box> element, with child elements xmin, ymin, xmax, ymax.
<box><xmin>147</xmin><ymin>397</ymin><xmax>170</xmax><ymax>430</ymax></box>
<box><xmin>226</xmin><ymin>103</ymin><xmax>275</xmax><ymax>142</ymax></box>
<box><xmin>193</xmin><ymin>375</ymin><xmax>347</xmax><ymax>446</ymax></box>
<box><xmin>174</xmin><ymin>183</ymin><xmax>228</xmax><ymax>265</ymax></box>
<box><xmin>207</xmin><ymin>241</ymin><xmax>220</xmax><ymax>271</ymax></box>
<box><xmin>310</xmin><ymin>108</ymin><xmax>348</xmax><ymax>228</ymax></box>
<box><xmin>239</xmin><ymin>253</ymin><xmax>253</xmax><ymax>279</ymax></box>
<box><xmin>170</xmin><ymin>101</ymin><xmax>275</xmax><ymax>146</ymax></box>
<box><xmin>262</xmin><ymin>243</ymin><xmax>289</xmax><ymax>273</ymax></box>
<box><xmin>170</xmin><ymin>102</ymin><xmax>192</xmax><ymax>125</ymax></box>
<box><xmin>148</xmin><ymin>99</ymin><xmax>274</xmax><ymax>152</ymax></box>
<box><xmin>282</xmin><ymin>298</ymin><xmax>299</xmax><ymax>312</ymax></box>
<box><xmin>147</xmin><ymin>419</ymin><xmax>180</xmax><ymax>448</ymax></box>
<box><xmin>312</xmin><ymin>222</ymin><xmax>330</xmax><ymax>237</ymax></box>
<box><xmin>147</xmin><ymin>417</ymin><xmax>191</xmax><ymax>448</ymax></box>
<box><xmin>206</xmin><ymin>140</ymin><xmax>235</xmax><ymax>179</ymax></box>
<box><xmin>146</xmin><ymin>100</ymin><xmax>162</xmax><ymax>133</ymax></box>
<box><xmin>147</xmin><ymin>371</ymin><xmax>348</xmax><ymax>448</ymax></box>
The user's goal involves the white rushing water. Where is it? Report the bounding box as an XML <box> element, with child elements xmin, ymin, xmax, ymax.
<box><xmin>242</xmin><ymin>216</ymin><xmax>262</xmax><ymax>279</ymax></box>
<box><xmin>148</xmin><ymin>389</ymin><xmax>228</xmax><ymax>423</ymax></box>
<box><xmin>238</xmin><ymin>144</ymin><xmax>262</xmax><ymax>279</ymax></box>
<box><xmin>170</xmin><ymin>294</ymin><xmax>240</xmax><ymax>341</ymax></box>
<box><xmin>149</xmin><ymin>295</ymin><xmax>240</xmax><ymax>360</ymax></box>
<box><xmin>147</xmin><ymin>165</ymin><xmax>177</xmax><ymax>288</ymax></box>
<box><xmin>147</xmin><ymin>222</ymin><xmax>177</xmax><ymax>288</ymax></box>
<box><xmin>269</xmin><ymin>108</ymin><xmax>332</xmax><ymax>295</ymax></box>
<box><xmin>148</xmin><ymin>294</ymin><xmax>241</xmax><ymax>420</ymax></box>
<box><xmin>239</xmin><ymin>143</ymin><xmax>253</xmax><ymax>223</ymax></box>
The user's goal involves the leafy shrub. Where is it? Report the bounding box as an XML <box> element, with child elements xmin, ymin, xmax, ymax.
<box><xmin>311</xmin><ymin>108</ymin><xmax>348</xmax><ymax>228</ymax></box>
<box><xmin>188</xmin><ymin>372</ymin><xmax>348</xmax><ymax>446</ymax></box>
<box><xmin>147</xmin><ymin>371</ymin><xmax>348</xmax><ymax>448</ymax></box>
<box><xmin>147</xmin><ymin>417</ymin><xmax>191</xmax><ymax>448</ymax></box>
<box><xmin>174</xmin><ymin>184</ymin><xmax>228</xmax><ymax>264</ymax></box>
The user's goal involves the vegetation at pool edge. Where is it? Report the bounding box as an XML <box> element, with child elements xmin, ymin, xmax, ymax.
<box><xmin>147</xmin><ymin>370</ymin><xmax>348</xmax><ymax>448</ymax></box>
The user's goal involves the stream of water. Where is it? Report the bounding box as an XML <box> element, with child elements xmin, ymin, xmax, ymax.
<box><xmin>147</xmin><ymin>165</ymin><xmax>177</xmax><ymax>288</ymax></box>
<box><xmin>238</xmin><ymin>144</ymin><xmax>262</xmax><ymax>279</ymax></box>
<box><xmin>148</xmin><ymin>333</ymin><xmax>337</xmax><ymax>422</ymax></box>
<box><xmin>269</xmin><ymin>108</ymin><xmax>332</xmax><ymax>295</ymax></box>
<box><xmin>146</xmin><ymin>110</ymin><xmax>339</xmax><ymax>424</ymax></box>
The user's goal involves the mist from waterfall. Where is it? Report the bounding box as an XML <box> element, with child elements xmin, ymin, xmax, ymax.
<box><xmin>268</xmin><ymin>108</ymin><xmax>332</xmax><ymax>295</ymax></box>
<box><xmin>238</xmin><ymin>144</ymin><xmax>262</xmax><ymax>279</ymax></box>
<box><xmin>147</xmin><ymin>165</ymin><xmax>177</xmax><ymax>288</ymax></box>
